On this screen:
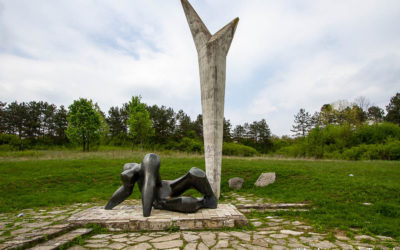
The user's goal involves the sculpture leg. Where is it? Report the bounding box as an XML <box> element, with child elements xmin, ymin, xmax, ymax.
<box><xmin>105</xmin><ymin>168</ymin><xmax>136</xmax><ymax>210</ymax></box>
<box><xmin>155</xmin><ymin>196</ymin><xmax>203</xmax><ymax>213</ymax></box>
<box><xmin>168</xmin><ymin>167</ymin><xmax>217</xmax><ymax>209</ymax></box>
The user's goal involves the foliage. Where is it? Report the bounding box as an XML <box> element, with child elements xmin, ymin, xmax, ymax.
<box><xmin>176</xmin><ymin>137</ymin><xmax>203</xmax><ymax>153</ymax></box>
<box><xmin>127</xmin><ymin>96</ymin><xmax>154</xmax><ymax>150</ymax></box>
<box><xmin>0</xmin><ymin>101</ymin><xmax>69</xmax><ymax>148</ymax></box>
<box><xmin>147</xmin><ymin>104</ymin><xmax>176</xmax><ymax>145</ymax></box>
<box><xmin>94</xmin><ymin>103</ymin><xmax>110</xmax><ymax>145</ymax></box>
<box><xmin>385</xmin><ymin>92</ymin><xmax>400</xmax><ymax>125</ymax></box>
<box><xmin>291</xmin><ymin>108</ymin><xmax>312</xmax><ymax>137</ymax></box>
<box><xmin>0</xmin><ymin>134</ymin><xmax>22</xmax><ymax>151</ymax></box>
<box><xmin>233</xmin><ymin>119</ymin><xmax>272</xmax><ymax>153</ymax></box>
<box><xmin>106</xmin><ymin>104</ymin><xmax>129</xmax><ymax>146</ymax></box>
<box><xmin>66</xmin><ymin>98</ymin><xmax>101</xmax><ymax>152</ymax></box>
<box><xmin>368</xmin><ymin>106</ymin><xmax>384</xmax><ymax>123</ymax></box>
<box><xmin>276</xmin><ymin>123</ymin><xmax>400</xmax><ymax>160</ymax></box>
<box><xmin>222</xmin><ymin>142</ymin><xmax>258</xmax><ymax>156</ymax></box>
<box><xmin>342</xmin><ymin>140</ymin><xmax>400</xmax><ymax>160</ymax></box>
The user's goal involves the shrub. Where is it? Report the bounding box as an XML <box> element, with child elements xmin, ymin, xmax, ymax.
<box><xmin>176</xmin><ymin>137</ymin><xmax>203</xmax><ymax>153</ymax></box>
<box><xmin>222</xmin><ymin>142</ymin><xmax>258</xmax><ymax>156</ymax></box>
<box><xmin>385</xmin><ymin>140</ymin><xmax>400</xmax><ymax>160</ymax></box>
<box><xmin>0</xmin><ymin>134</ymin><xmax>22</xmax><ymax>150</ymax></box>
<box><xmin>342</xmin><ymin>141</ymin><xmax>400</xmax><ymax>160</ymax></box>
<box><xmin>355</xmin><ymin>123</ymin><xmax>400</xmax><ymax>145</ymax></box>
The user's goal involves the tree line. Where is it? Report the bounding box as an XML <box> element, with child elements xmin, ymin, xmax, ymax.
<box><xmin>281</xmin><ymin>93</ymin><xmax>400</xmax><ymax>160</ymax></box>
<box><xmin>0</xmin><ymin>96</ymin><xmax>271</xmax><ymax>154</ymax></box>
<box><xmin>1</xmin><ymin>92</ymin><xmax>399</xmax><ymax>160</ymax></box>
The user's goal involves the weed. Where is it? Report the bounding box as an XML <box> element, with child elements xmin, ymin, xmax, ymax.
<box><xmin>165</xmin><ymin>223</ymin><xmax>180</xmax><ymax>232</ymax></box>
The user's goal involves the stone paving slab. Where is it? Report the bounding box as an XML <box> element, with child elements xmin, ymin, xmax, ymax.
<box><xmin>236</xmin><ymin>203</ymin><xmax>309</xmax><ymax>209</ymax></box>
<box><xmin>0</xmin><ymin>224</ymin><xmax>73</xmax><ymax>250</ymax></box>
<box><xmin>29</xmin><ymin>228</ymin><xmax>92</xmax><ymax>250</ymax></box>
<box><xmin>68</xmin><ymin>204</ymin><xmax>248</xmax><ymax>231</ymax></box>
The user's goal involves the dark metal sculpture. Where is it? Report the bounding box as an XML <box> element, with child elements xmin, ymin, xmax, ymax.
<box><xmin>105</xmin><ymin>153</ymin><xmax>217</xmax><ymax>217</ymax></box>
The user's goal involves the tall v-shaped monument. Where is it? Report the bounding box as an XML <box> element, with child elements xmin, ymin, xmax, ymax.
<box><xmin>181</xmin><ymin>0</ymin><xmax>239</xmax><ymax>199</ymax></box>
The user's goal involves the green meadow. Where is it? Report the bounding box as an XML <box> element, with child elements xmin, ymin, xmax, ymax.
<box><xmin>0</xmin><ymin>150</ymin><xmax>399</xmax><ymax>239</ymax></box>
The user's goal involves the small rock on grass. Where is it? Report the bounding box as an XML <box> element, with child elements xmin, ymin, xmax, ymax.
<box><xmin>255</xmin><ymin>172</ymin><xmax>276</xmax><ymax>187</ymax></box>
<box><xmin>229</xmin><ymin>177</ymin><xmax>244</xmax><ymax>189</ymax></box>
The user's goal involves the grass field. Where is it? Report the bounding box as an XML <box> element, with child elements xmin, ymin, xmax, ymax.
<box><xmin>0</xmin><ymin>149</ymin><xmax>399</xmax><ymax>239</ymax></box>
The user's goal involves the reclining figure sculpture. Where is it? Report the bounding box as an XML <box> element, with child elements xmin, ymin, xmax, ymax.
<box><xmin>105</xmin><ymin>153</ymin><xmax>218</xmax><ymax>217</ymax></box>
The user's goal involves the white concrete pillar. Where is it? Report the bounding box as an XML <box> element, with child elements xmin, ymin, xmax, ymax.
<box><xmin>181</xmin><ymin>0</ymin><xmax>239</xmax><ymax>199</ymax></box>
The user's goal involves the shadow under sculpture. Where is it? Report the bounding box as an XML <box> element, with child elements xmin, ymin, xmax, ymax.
<box><xmin>105</xmin><ymin>153</ymin><xmax>217</xmax><ymax>217</ymax></box>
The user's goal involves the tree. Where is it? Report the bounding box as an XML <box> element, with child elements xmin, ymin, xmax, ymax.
<box><xmin>192</xmin><ymin>114</ymin><xmax>203</xmax><ymax>139</ymax></box>
<box><xmin>147</xmin><ymin>105</ymin><xmax>176</xmax><ymax>144</ymax></box>
<box><xmin>247</xmin><ymin>119</ymin><xmax>272</xmax><ymax>153</ymax></box>
<box><xmin>174</xmin><ymin>110</ymin><xmax>193</xmax><ymax>139</ymax></box>
<box><xmin>6</xmin><ymin>101</ymin><xmax>27</xmax><ymax>138</ymax></box>
<box><xmin>42</xmin><ymin>102</ymin><xmax>57</xmax><ymax>138</ymax></box>
<box><xmin>385</xmin><ymin>92</ymin><xmax>400</xmax><ymax>125</ymax></box>
<box><xmin>368</xmin><ymin>106</ymin><xmax>384</xmax><ymax>123</ymax></box>
<box><xmin>223</xmin><ymin>118</ymin><xmax>232</xmax><ymax>142</ymax></box>
<box><xmin>94</xmin><ymin>103</ymin><xmax>110</xmax><ymax>145</ymax></box>
<box><xmin>340</xmin><ymin>105</ymin><xmax>367</xmax><ymax>126</ymax></box>
<box><xmin>354</xmin><ymin>96</ymin><xmax>371</xmax><ymax>112</ymax></box>
<box><xmin>319</xmin><ymin>104</ymin><xmax>336</xmax><ymax>126</ymax></box>
<box><xmin>107</xmin><ymin>106</ymin><xmax>125</xmax><ymax>137</ymax></box>
<box><xmin>0</xmin><ymin>102</ymin><xmax>6</xmax><ymax>133</ymax></box>
<box><xmin>127</xmin><ymin>96</ymin><xmax>154</xmax><ymax>151</ymax></box>
<box><xmin>66</xmin><ymin>98</ymin><xmax>101</xmax><ymax>152</ymax></box>
<box><xmin>232</xmin><ymin>124</ymin><xmax>246</xmax><ymax>142</ymax></box>
<box><xmin>249</xmin><ymin>119</ymin><xmax>271</xmax><ymax>143</ymax></box>
<box><xmin>291</xmin><ymin>108</ymin><xmax>312</xmax><ymax>137</ymax></box>
<box><xmin>107</xmin><ymin>105</ymin><xmax>129</xmax><ymax>145</ymax></box>
<box><xmin>54</xmin><ymin>105</ymin><xmax>68</xmax><ymax>144</ymax></box>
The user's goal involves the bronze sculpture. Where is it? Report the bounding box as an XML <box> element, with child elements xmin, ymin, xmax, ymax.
<box><xmin>105</xmin><ymin>153</ymin><xmax>217</xmax><ymax>217</ymax></box>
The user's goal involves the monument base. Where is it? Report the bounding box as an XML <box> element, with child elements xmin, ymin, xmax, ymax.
<box><xmin>68</xmin><ymin>204</ymin><xmax>248</xmax><ymax>231</ymax></box>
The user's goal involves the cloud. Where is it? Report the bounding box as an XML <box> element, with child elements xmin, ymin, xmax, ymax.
<box><xmin>0</xmin><ymin>0</ymin><xmax>399</xmax><ymax>136</ymax></box>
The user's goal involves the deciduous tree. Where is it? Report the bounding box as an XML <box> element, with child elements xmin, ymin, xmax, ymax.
<box><xmin>66</xmin><ymin>98</ymin><xmax>101</xmax><ymax>152</ymax></box>
<box><xmin>127</xmin><ymin>96</ymin><xmax>154</xmax><ymax>151</ymax></box>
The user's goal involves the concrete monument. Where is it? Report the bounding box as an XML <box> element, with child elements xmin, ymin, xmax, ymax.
<box><xmin>181</xmin><ymin>0</ymin><xmax>239</xmax><ymax>199</ymax></box>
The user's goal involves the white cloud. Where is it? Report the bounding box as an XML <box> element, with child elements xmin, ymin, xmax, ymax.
<box><xmin>0</xmin><ymin>0</ymin><xmax>399</xmax><ymax>135</ymax></box>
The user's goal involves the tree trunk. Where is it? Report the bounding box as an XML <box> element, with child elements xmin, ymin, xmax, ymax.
<box><xmin>131</xmin><ymin>140</ymin><xmax>134</xmax><ymax>152</ymax></box>
<box><xmin>87</xmin><ymin>139</ymin><xmax>90</xmax><ymax>152</ymax></box>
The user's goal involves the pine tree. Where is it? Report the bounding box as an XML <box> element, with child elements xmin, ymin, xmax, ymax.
<box><xmin>291</xmin><ymin>108</ymin><xmax>312</xmax><ymax>137</ymax></box>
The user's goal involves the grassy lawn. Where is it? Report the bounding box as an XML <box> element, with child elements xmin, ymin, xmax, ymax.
<box><xmin>0</xmin><ymin>150</ymin><xmax>399</xmax><ymax>238</ymax></box>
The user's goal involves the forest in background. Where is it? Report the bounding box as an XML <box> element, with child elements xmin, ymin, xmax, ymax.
<box><xmin>0</xmin><ymin>93</ymin><xmax>399</xmax><ymax>160</ymax></box>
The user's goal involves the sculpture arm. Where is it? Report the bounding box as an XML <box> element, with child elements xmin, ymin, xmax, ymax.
<box><xmin>105</xmin><ymin>164</ymin><xmax>140</xmax><ymax>209</ymax></box>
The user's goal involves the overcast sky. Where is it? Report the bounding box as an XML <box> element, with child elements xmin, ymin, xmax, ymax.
<box><xmin>0</xmin><ymin>0</ymin><xmax>399</xmax><ymax>136</ymax></box>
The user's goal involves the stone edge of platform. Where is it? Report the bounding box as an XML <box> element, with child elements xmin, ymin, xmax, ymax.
<box><xmin>67</xmin><ymin>204</ymin><xmax>248</xmax><ymax>231</ymax></box>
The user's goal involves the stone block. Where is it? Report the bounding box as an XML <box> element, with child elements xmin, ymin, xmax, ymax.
<box><xmin>254</xmin><ymin>173</ymin><xmax>276</xmax><ymax>187</ymax></box>
<box><xmin>228</xmin><ymin>177</ymin><xmax>244</xmax><ymax>189</ymax></box>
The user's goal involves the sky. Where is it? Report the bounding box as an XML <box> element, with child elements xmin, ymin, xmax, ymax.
<box><xmin>0</xmin><ymin>0</ymin><xmax>399</xmax><ymax>136</ymax></box>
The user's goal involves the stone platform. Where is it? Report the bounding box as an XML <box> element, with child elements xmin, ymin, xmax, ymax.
<box><xmin>67</xmin><ymin>204</ymin><xmax>248</xmax><ymax>231</ymax></box>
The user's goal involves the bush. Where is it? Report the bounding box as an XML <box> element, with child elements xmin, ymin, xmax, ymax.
<box><xmin>342</xmin><ymin>141</ymin><xmax>400</xmax><ymax>160</ymax></box>
<box><xmin>355</xmin><ymin>123</ymin><xmax>400</xmax><ymax>145</ymax></box>
<box><xmin>276</xmin><ymin>143</ymin><xmax>306</xmax><ymax>158</ymax></box>
<box><xmin>386</xmin><ymin>140</ymin><xmax>400</xmax><ymax>160</ymax></box>
<box><xmin>176</xmin><ymin>137</ymin><xmax>203</xmax><ymax>153</ymax></box>
<box><xmin>222</xmin><ymin>142</ymin><xmax>258</xmax><ymax>156</ymax></box>
<box><xmin>0</xmin><ymin>133</ymin><xmax>22</xmax><ymax>150</ymax></box>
